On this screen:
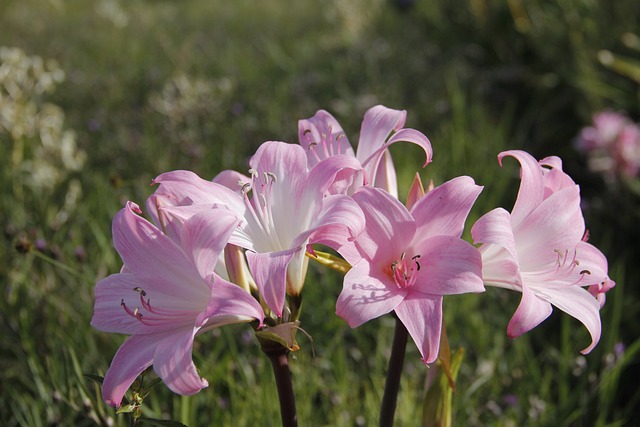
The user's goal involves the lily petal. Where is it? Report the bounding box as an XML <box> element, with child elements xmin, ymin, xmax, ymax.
<box><xmin>498</xmin><ymin>150</ymin><xmax>546</xmax><ymax>225</ymax></box>
<box><xmin>411</xmin><ymin>176</ymin><xmax>482</xmax><ymax>239</ymax></box>
<box><xmin>298</xmin><ymin>109</ymin><xmax>355</xmax><ymax>166</ymax></box>
<box><xmin>153</xmin><ymin>327</ymin><xmax>208</xmax><ymax>396</ymax></box>
<box><xmin>180</xmin><ymin>211</ymin><xmax>241</xmax><ymax>280</ymax></box>
<box><xmin>410</xmin><ymin>235</ymin><xmax>484</xmax><ymax>295</ymax></box>
<box><xmin>350</xmin><ymin>187</ymin><xmax>415</xmax><ymax>263</ymax></box>
<box><xmin>355</xmin><ymin>105</ymin><xmax>406</xmax><ymax>164</ymax></box>
<box><xmin>101</xmin><ymin>334</ymin><xmax>159</xmax><ymax>407</ymax></box>
<box><xmin>246</xmin><ymin>248</ymin><xmax>299</xmax><ymax>317</ymax></box>
<box><xmin>336</xmin><ymin>260</ymin><xmax>406</xmax><ymax>327</ymax></box>
<box><xmin>541</xmin><ymin>285</ymin><xmax>602</xmax><ymax>354</ymax></box>
<box><xmin>197</xmin><ymin>277</ymin><xmax>265</xmax><ymax>328</ymax></box>
<box><xmin>507</xmin><ymin>284</ymin><xmax>553</xmax><ymax>338</ymax></box>
<box><xmin>472</xmin><ymin>207</ymin><xmax>520</xmax><ymax>265</ymax></box>
<box><xmin>394</xmin><ymin>293</ymin><xmax>443</xmax><ymax>364</ymax></box>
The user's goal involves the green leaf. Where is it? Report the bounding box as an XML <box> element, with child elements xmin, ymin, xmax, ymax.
<box><xmin>84</xmin><ymin>374</ymin><xmax>105</xmax><ymax>386</ymax></box>
<box><xmin>138</xmin><ymin>417</ymin><xmax>189</xmax><ymax>427</ymax></box>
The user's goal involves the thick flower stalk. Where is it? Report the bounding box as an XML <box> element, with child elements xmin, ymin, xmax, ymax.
<box><xmin>91</xmin><ymin>202</ymin><xmax>265</xmax><ymax>407</ymax></box>
<box><xmin>147</xmin><ymin>141</ymin><xmax>365</xmax><ymax>317</ymax></box>
<box><xmin>335</xmin><ymin>178</ymin><xmax>485</xmax><ymax>364</ymax></box>
<box><xmin>298</xmin><ymin>105</ymin><xmax>433</xmax><ymax>197</ymax></box>
<box><xmin>471</xmin><ymin>150</ymin><xmax>615</xmax><ymax>353</ymax></box>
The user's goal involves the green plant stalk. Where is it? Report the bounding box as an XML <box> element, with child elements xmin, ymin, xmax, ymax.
<box><xmin>379</xmin><ymin>315</ymin><xmax>408</xmax><ymax>427</ymax></box>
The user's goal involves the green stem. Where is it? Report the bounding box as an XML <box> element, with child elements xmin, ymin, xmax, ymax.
<box><xmin>379</xmin><ymin>315</ymin><xmax>408</xmax><ymax>427</ymax></box>
<box><xmin>263</xmin><ymin>344</ymin><xmax>298</xmax><ymax>427</ymax></box>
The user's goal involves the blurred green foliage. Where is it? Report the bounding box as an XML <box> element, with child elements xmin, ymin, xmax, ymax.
<box><xmin>1</xmin><ymin>0</ymin><xmax>638</xmax><ymax>425</ymax></box>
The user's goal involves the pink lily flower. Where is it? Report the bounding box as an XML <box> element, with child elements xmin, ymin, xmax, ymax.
<box><xmin>149</xmin><ymin>141</ymin><xmax>365</xmax><ymax>317</ymax></box>
<box><xmin>335</xmin><ymin>179</ymin><xmax>484</xmax><ymax>363</ymax></box>
<box><xmin>471</xmin><ymin>150</ymin><xmax>615</xmax><ymax>354</ymax></box>
<box><xmin>298</xmin><ymin>105</ymin><xmax>433</xmax><ymax>197</ymax></box>
<box><xmin>91</xmin><ymin>202</ymin><xmax>265</xmax><ymax>407</ymax></box>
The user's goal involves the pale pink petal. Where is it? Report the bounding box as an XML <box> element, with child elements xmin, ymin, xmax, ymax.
<box><xmin>514</xmin><ymin>186</ymin><xmax>584</xmax><ymax>270</ymax></box>
<box><xmin>575</xmin><ymin>241</ymin><xmax>613</xmax><ymax>286</ymax></box>
<box><xmin>302</xmin><ymin>153</ymin><xmax>364</xmax><ymax>205</ymax></box>
<box><xmin>153</xmin><ymin>327</ymin><xmax>208</xmax><ymax>396</ymax></box>
<box><xmin>336</xmin><ymin>260</ymin><xmax>406</xmax><ymax>327</ymax></box>
<box><xmin>360</xmin><ymin>128</ymin><xmax>433</xmax><ymax>189</ymax></box>
<box><xmin>111</xmin><ymin>203</ymin><xmax>209</xmax><ymax>300</ymax></box>
<box><xmin>196</xmin><ymin>277</ymin><xmax>264</xmax><ymax>327</ymax></box>
<box><xmin>101</xmin><ymin>333</ymin><xmax>159</xmax><ymax>407</ymax></box>
<box><xmin>538</xmin><ymin>285</ymin><xmax>602</xmax><ymax>354</ymax></box>
<box><xmin>294</xmin><ymin>194</ymin><xmax>365</xmax><ymax>254</ymax></box>
<box><xmin>394</xmin><ymin>294</ymin><xmax>442</xmax><ymax>364</ymax></box>
<box><xmin>471</xmin><ymin>207</ymin><xmax>520</xmax><ymax>265</ymax></box>
<box><xmin>410</xmin><ymin>235</ymin><xmax>484</xmax><ymax>295</ymax></box>
<box><xmin>499</xmin><ymin>150</ymin><xmax>545</xmax><ymax>225</ymax></box>
<box><xmin>249</xmin><ymin>141</ymin><xmax>308</xmax><ymax>191</ymax></box>
<box><xmin>411</xmin><ymin>176</ymin><xmax>482</xmax><ymax>239</ymax></box>
<box><xmin>180</xmin><ymin>211</ymin><xmax>241</xmax><ymax>280</ymax></box>
<box><xmin>212</xmin><ymin>169</ymin><xmax>250</xmax><ymax>192</ymax></box>
<box><xmin>405</xmin><ymin>172</ymin><xmax>425</xmax><ymax>211</ymax></box>
<box><xmin>506</xmin><ymin>284</ymin><xmax>553</xmax><ymax>338</ymax></box>
<box><xmin>372</xmin><ymin>150</ymin><xmax>399</xmax><ymax>197</ymax></box>
<box><xmin>246</xmin><ymin>248</ymin><xmax>299</xmax><ymax>317</ymax></box>
<box><xmin>92</xmin><ymin>274</ymin><xmax>200</xmax><ymax>335</ymax></box>
<box><xmin>298</xmin><ymin>109</ymin><xmax>354</xmax><ymax>166</ymax></box>
<box><xmin>349</xmin><ymin>187</ymin><xmax>415</xmax><ymax>263</ymax></box>
<box><xmin>355</xmin><ymin>105</ymin><xmax>406</xmax><ymax>164</ymax></box>
<box><xmin>152</xmin><ymin>170</ymin><xmax>245</xmax><ymax>213</ymax></box>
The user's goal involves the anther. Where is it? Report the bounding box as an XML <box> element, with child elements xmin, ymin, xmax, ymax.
<box><xmin>241</xmin><ymin>182</ymin><xmax>251</xmax><ymax>194</ymax></box>
<box><xmin>133</xmin><ymin>287</ymin><xmax>147</xmax><ymax>297</ymax></box>
<box><xmin>580</xmin><ymin>270</ymin><xmax>592</xmax><ymax>275</ymax></box>
<box><xmin>303</xmin><ymin>129</ymin><xmax>312</xmax><ymax>136</ymax></box>
<box><xmin>308</xmin><ymin>142</ymin><xmax>318</xmax><ymax>149</ymax></box>
<box><xmin>415</xmin><ymin>261</ymin><xmax>421</xmax><ymax>271</ymax></box>
<box><xmin>412</xmin><ymin>255</ymin><xmax>421</xmax><ymax>260</ymax></box>
<box><xmin>266</xmin><ymin>172</ymin><xmax>277</xmax><ymax>183</ymax></box>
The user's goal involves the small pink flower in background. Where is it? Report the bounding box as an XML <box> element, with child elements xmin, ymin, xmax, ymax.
<box><xmin>472</xmin><ymin>150</ymin><xmax>615</xmax><ymax>354</ymax></box>
<box><xmin>148</xmin><ymin>141</ymin><xmax>365</xmax><ymax>317</ymax></box>
<box><xmin>91</xmin><ymin>202</ymin><xmax>265</xmax><ymax>407</ymax></box>
<box><xmin>335</xmin><ymin>178</ymin><xmax>484</xmax><ymax>364</ymax></box>
<box><xmin>298</xmin><ymin>105</ymin><xmax>433</xmax><ymax>197</ymax></box>
<box><xmin>576</xmin><ymin>111</ymin><xmax>640</xmax><ymax>178</ymax></box>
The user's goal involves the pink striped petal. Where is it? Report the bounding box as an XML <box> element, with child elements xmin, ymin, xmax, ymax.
<box><xmin>298</xmin><ymin>109</ymin><xmax>354</xmax><ymax>166</ymax></box>
<box><xmin>355</xmin><ymin>105</ymin><xmax>406</xmax><ymax>164</ymax></box>
<box><xmin>498</xmin><ymin>150</ymin><xmax>545</xmax><ymax>225</ymax></box>
<box><xmin>180</xmin><ymin>211</ymin><xmax>241</xmax><ymax>280</ymax></box>
<box><xmin>101</xmin><ymin>334</ymin><xmax>158</xmax><ymax>407</ymax></box>
<box><xmin>350</xmin><ymin>187</ymin><xmax>415</xmax><ymax>263</ymax></box>
<box><xmin>541</xmin><ymin>285</ymin><xmax>602</xmax><ymax>354</ymax></box>
<box><xmin>336</xmin><ymin>260</ymin><xmax>406</xmax><ymax>327</ymax></box>
<box><xmin>410</xmin><ymin>235</ymin><xmax>484</xmax><ymax>295</ymax></box>
<box><xmin>246</xmin><ymin>248</ymin><xmax>299</xmax><ymax>317</ymax></box>
<box><xmin>411</xmin><ymin>176</ymin><xmax>482</xmax><ymax>239</ymax></box>
<box><xmin>507</xmin><ymin>284</ymin><xmax>553</xmax><ymax>338</ymax></box>
<box><xmin>394</xmin><ymin>294</ymin><xmax>443</xmax><ymax>364</ymax></box>
<box><xmin>153</xmin><ymin>328</ymin><xmax>208</xmax><ymax>396</ymax></box>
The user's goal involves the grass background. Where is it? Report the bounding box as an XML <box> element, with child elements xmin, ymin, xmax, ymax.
<box><xmin>1</xmin><ymin>0</ymin><xmax>639</xmax><ymax>425</ymax></box>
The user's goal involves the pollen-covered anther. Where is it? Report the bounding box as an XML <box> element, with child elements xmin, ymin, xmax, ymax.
<box><xmin>266</xmin><ymin>172</ymin><xmax>277</xmax><ymax>183</ymax></box>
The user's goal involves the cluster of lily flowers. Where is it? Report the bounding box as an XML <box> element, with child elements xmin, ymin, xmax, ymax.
<box><xmin>576</xmin><ymin>110</ymin><xmax>640</xmax><ymax>179</ymax></box>
<box><xmin>91</xmin><ymin>105</ymin><xmax>614</xmax><ymax>409</ymax></box>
